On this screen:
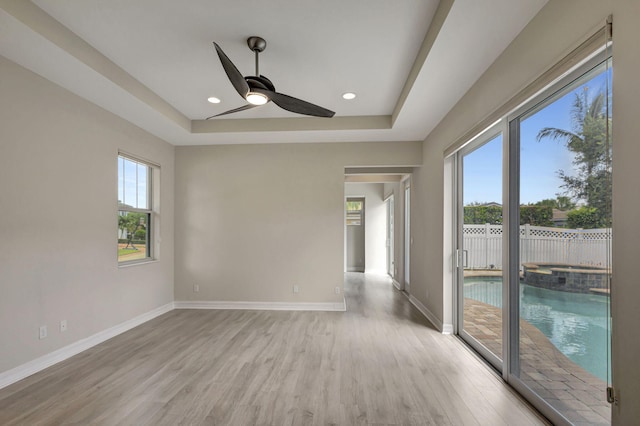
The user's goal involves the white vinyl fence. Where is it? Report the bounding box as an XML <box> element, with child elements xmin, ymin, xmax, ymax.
<box><xmin>463</xmin><ymin>224</ymin><xmax>611</xmax><ymax>269</ymax></box>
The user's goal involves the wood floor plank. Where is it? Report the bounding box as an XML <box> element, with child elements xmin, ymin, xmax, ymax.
<box><xmin>0</xmin><ymin>273</ymin><xmax>548</xmax><ymax>425</ymax></box>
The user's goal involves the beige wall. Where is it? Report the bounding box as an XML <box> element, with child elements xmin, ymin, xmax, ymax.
<box><xmin>410</xmin><ymin>0</ymin><xmax>640</xmax><ymax>423</ymax></box>
<box><xmin>611</xmin><ymin>0</ymin><xmax>640</xmax><ymax>423</ymax></box>
<box><xmin>174</xmin><ymin>142</ymin><xmax>421</xmax><ymax>304</ymax></box>
<box><xmin>0</xmin><ymin>56</ymin><xmax>175</xmax><ymax>374</ymax></box>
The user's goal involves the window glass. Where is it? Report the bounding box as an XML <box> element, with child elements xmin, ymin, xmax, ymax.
<box><xmin>118</xmin><ymin>155</ymin><xmax>153</xmax><ymax>263</ymax></box>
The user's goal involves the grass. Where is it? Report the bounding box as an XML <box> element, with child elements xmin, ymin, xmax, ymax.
<box><xmin>118</xmin><ymin>248</ymin><xmax>139</xmax><ymax>256</ymax></box>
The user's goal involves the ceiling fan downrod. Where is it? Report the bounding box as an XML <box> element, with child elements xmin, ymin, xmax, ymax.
<box><xmin>247</xmin><ymin>36</ymin><xmax>266</xmax><ymax>76</ymax></box>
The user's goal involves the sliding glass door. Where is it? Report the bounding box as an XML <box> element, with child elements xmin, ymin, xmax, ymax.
<box><xmin>454</xmin><ymin>52</ymin><xmax>612</xmax><ymax>425</ymax></box>
<box><xmin>508</xmin><ymin>58</ymin><xmax>612</xmax><ymax>426</ymax></box>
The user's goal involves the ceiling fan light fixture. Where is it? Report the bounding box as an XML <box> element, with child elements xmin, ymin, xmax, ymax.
<box><xmin>246</xmin><ymin>92</ymin><xmax>268</xmax><ymax>105</ymax></box>
<box><xmin>207</xmin><ymin>96</ymin><xmax>221</xmax><ymax>104</ymax></box>
<box><xmin>342</xmin><ymin>92</ymin><xmax>356</xmax><ymax>100</ymax></box>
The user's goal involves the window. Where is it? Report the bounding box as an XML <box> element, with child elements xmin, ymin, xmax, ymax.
<box><xmin>118</xmin><ymin>154</ymin><xmax>154</xmax><ymax>264</ymax></box>
<box><xmin>346</xmin><ymin>200</ymin><xmax>363</xmax><ymax>225</ymax></box>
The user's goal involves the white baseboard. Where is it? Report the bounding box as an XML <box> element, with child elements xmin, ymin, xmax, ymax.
<box><xmin>0</xmin><ymin>302</ymin><xmax>174</xmax><ymax>390</ymax></box>
<box><xmin>442</xmin><ymin>323</ymin><xmax>454</xmax><ymax>334</ymax></box>
<box><xmin>408</xmin><ymin>295</ymin><xmax>446</xmax><ymax>333</ymax></box>
<box><xmin>174</xmin><ymin>299</ymin><xmax>346</xmax><ymax>312</ymax></box>
<box><xmin>364</xmin><ymin>268</ymin><xmax>388</xmax><ymax>275</ymax></box>
<box><xmin>392</xmin><ymin>279</ymin><xmax>402</xmax><ymax>291</ymax></box>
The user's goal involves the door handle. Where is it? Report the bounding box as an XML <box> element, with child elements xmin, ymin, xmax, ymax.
<box><xmin>456</xmin><ymin>249</ymin><xmax>469</xmax><ymax>268</ymax></box>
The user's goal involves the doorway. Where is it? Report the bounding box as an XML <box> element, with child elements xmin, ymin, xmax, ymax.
<box><xmin>346</xmin><ymin>198</ymin><xmax>365</xmax><ymax>272</ymax></box>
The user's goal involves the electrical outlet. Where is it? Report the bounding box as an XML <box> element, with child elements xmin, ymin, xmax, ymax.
<box><xmin>193</xmin><ymin>284</ymin><xmax>199</xmax><ymax>293</ymax></box>
<box><xmin>39</xmin><ymin>325</ymin><xmax>47</xmax><ymax>340</ymax></box>
<box><xmin>293</xmin><ymin>285</ymin><xmax>299</xmax><ymax>294</ymax></box>
<box><xmin>60</xmin><ymin>320</ymin><xmax>67</xmax><ymax>332</ymax></box>
<box><xmin>335</xmin><ymin>286</ymin><xmax>341</xmax><ymax>294</ymax></box>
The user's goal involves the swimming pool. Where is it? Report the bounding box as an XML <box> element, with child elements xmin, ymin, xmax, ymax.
<box><xmin>464</xmin><ymin>277</ymin><xmax>611</xmax><ymax>381</ymax></box>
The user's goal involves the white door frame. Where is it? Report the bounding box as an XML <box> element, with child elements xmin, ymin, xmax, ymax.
<box><xmin>404</xmin><ymin>182</ymin><xmax>411</xmax><ymax>294</ymax></box>
<box><xmin>385</xmin><ymin>194</ymin><xmax>395</xmax><ymax>278</ymax></box>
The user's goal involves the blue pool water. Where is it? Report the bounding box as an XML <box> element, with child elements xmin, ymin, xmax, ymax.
<box><xmin>464</xmin><ymin>277</ymin><xmax>611</xmax><ymax>381</ymax></box>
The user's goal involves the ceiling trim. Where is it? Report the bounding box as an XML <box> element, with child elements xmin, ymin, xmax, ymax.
<box><xmin>345</xmin><ymin>167</ymin><xmax>414</xmax><ymax>175</ymax></box>
<box><xmin>345</xmin><ymin>175</ymin><xmax>404</xmax><ymax>183</ymax></box>
<box><xmin>391</xmin><ymin>0</ymin><xmax>454</xmax><ymax>127</ymax></box>
<box><xmin>0</xmin><ymin>0</ymin><xmax>190</xmax><ymax>130</ymax></box>
<box><xmin>192</xmin><ymin>115</ymin><xmax>391</xmax><ymax>133</ymax></box>
<box><xmin>0</xmin><ymin>0</ymin><xmax>549</xmax><ymax>146</ymax></box>
<box><xmin>0</xmin><ymin>0</ymin><xmax>447</xmax><ymax>139</ymax></box>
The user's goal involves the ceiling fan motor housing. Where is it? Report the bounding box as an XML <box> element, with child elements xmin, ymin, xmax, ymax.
<box><xmin>245</xmin><ymin>75</ymin><xmax>275</xmax><ymax>92</ymax></box>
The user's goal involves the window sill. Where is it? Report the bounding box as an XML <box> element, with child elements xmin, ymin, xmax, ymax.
<box><xmin>118</xmin><ymin>258</ymin><xmax>158</xmax><ymax>268</ymax></box>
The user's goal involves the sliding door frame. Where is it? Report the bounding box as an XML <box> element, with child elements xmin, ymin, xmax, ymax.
<box><xmin>504</xmin><ymin>52</ymin><xmax>612</xmax><ymax>426</ymax></box>
<box><xmin>452</xmin><ymin>46</ymin><xmax>612</xmax><ymax>426</ymax></box>
<box><xmin>455</xmin><ymin>123</ymin><xmax>504</xmax><ymax>372</ymax></box>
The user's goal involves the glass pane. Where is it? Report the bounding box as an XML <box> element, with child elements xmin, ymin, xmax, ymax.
<box><xmin>461</xmin><ymin>134</ymin><xmax>503</xmax><ymax>362</ymax></box>
<box><xmin>517</xmin><ymin>68</ymin><xmax>611</xmax><ymax>424</ymax></box>
<box><xmin>346</xmin><ymin>200</ymin><xmax>363</xmax><ymax>225</ymax></box>
<box><xmin>117</xmin><ymin>211</ymin><xmax>150</xmax><ymax>262</ymax></box>
<box><xmin>123</xmin><ymin>158</ymin><xmax>138</xmax><ymax>208</ymax></box>
<box><xmin>137</xmin><ymin>163</ymin><xmax>148</xmax><ymax>210</ymax></box>
<box><xmin>118</xmin><ymin>156</ymin><xmax>124</xmax><ymax>207</ymax></box>
<box><xmin>346</xmin><ymin>201</ymin><xmax>363</xmax><ymax>212</ymax></box>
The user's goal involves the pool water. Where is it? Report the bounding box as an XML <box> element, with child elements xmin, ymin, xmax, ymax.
<box><xmin>464</xmin><ymin>277</ymin><xmax>611</xmax><ymax>381</ymax></box>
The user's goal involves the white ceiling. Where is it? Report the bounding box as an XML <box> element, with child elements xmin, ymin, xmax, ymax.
<box><xmin>0</xmin><ymin>0</ymin><xmax>547</xmax><ymax>146</ymax></box>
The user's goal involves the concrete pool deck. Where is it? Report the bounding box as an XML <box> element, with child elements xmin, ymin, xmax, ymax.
<box><xmin>464</xmin><ymin>298</ymin><xmax>610</xmax><ymax>425</ymax></box>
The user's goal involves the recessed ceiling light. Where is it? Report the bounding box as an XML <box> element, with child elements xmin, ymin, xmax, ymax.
<box><xmin>207</xmin><ymin>97</ymin><xmax>221</xmax><ymax>104</ymax></box>
<box><xmin>342</xmin><ymin>92</ymin><xmax>356</xmax><ymax>100</ymax></box>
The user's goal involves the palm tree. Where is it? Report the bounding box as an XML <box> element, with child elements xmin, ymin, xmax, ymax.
<box><xmin>536</xmin><ymin>86</ymin><xmax>612</xmax><ymax>227</ymax></box>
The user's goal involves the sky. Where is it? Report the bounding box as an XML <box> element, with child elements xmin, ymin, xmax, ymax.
<box><xmin>463</xmin><ymin>69</ymin><xmax>609</xmax><ymax>206</ymax></box>
<box><xmin>118</xmin><ymin>156</ymin><xmax>148</xmax><ymax>209</ymax></box>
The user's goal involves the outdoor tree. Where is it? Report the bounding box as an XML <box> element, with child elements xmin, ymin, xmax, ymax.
<box><xmin>536</xmin><ymin>86</ymin><xmax>612</xmax><ymax>228</ymax></box>
<box><xmin>535</xmin><ymin>196</ymin><xmax>576</xmax><ymax>211</ymax></box>
<box><xmin>555</xmin><ymin>196</ymin><xmax>576</xmax><ymax>211</ymax></box>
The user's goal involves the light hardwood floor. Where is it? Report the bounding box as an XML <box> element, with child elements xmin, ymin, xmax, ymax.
<box><xmin>0</xmin><ymin>273</ymin><xmax>549</xmax><ymax>425</ymax></box>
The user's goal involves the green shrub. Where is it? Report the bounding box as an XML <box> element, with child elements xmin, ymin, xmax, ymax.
<box><xmin>520</xmin><ymin>206</ymin><xmax>553</xmax><ymax>226</ymax></box>
<box><xmin>463</xmin><ymin>206</ymin><xmax>503</xmax><ymax>225</ymax></box>
<box><xmin>567</xmin><ymin>206</ymin><xmax>602</xmax><ymax>229</ymax></box>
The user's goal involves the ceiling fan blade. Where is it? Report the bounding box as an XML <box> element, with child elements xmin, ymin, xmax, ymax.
<box><xmin>213</xmin><ymin>42</ymin><xmax>249</xmax><ymax>99</ymax></box>
<box><xmin>254</xmin><ymin>89</ymin><xmax>335</xmax><ymax>118</ymax></box>
<box><xmin>205</xmin><ymin>104</ymin><xmax>258</xmax><ymax>119</ymax></box>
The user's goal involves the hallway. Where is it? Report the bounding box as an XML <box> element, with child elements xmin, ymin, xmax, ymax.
<box><xmin>0</xmin><ymin>273</ymin><xmax>547</xmax><ymax>425</ymax></box>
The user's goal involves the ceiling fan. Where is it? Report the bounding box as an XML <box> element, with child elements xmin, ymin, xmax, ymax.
<box><xmin>207</xmin><ymin>36</ymin><xmax>335</xmax><ymax>119</ymax></box>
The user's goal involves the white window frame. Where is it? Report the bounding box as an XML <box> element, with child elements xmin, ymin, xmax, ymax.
<box><xmin>117</xmin><ymin>152</ymin><xmax>158</xmax><ymax>266</ymax></box>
